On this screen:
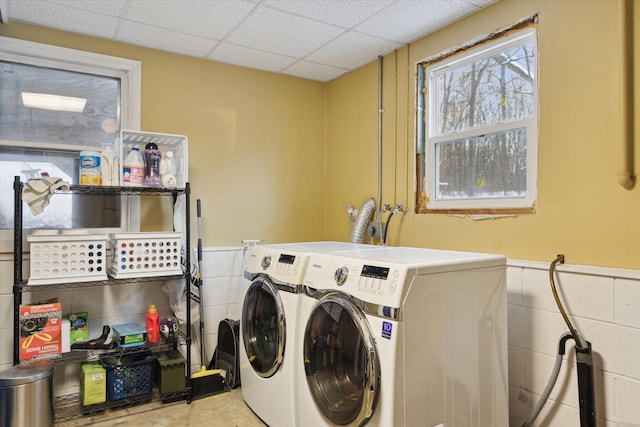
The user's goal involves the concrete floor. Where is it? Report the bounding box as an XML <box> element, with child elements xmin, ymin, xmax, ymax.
<box><xmin>55</xmin><ymin>389</ymin><xmax>266</xmax><ymax>427</ymax></box>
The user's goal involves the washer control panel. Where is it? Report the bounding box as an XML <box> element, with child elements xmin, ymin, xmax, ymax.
<box><xmin>332</xmin><ymin>263</ymin><xmax>401</xmax><ymax>296</ymax></box>
<box><xmin>304</xmin><ymin>253</ymin><xmax>408</xmax><ymax>308</ymax></box>
<box><xmin>359</xmin><ymin>264</ymin><xmax>394</xmax><ymax>295</ymax></box>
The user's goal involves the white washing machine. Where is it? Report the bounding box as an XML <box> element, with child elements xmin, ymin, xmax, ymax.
<box><xmin>297</xmin><ymin>246</ymin><xmax>508</xmax><ymax>427</ymax></box>
<box><xmin>240</xmin><ymin>242</ymin><xmax>373</xmax><ymax>426</ymax></box>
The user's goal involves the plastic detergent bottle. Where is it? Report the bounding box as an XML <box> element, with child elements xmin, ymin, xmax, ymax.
<box><xmin>146</xmin><ymin>304</ymin><xmax>160</xmax><ymax>343</ymax></box>
<box><xmin>143</xmin><ymin>142</ymin><xmax>162</xmax><ymax>186</ymax></box>
<box><xmin>100</xmin><ymin>146</ymin><xmax>118</xmax><ymax>186</ymax></box>
<box><xmin>123</xmin><ymin>146</ymin><xmax>144</xmax><ymax>186</ymax></box>
<box><xmin>159</xmin><ymin>150</ymin><xmax>177</xmax><ymax>187</ymax></box>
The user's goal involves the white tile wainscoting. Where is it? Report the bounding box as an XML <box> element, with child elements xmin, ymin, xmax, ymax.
<box><xmin>1</xmin><ymin>249</ymin><xmax>638</xmax><ymax>426</ymax></box>
<box><xmin>507</xmin><ymin>259</ymin><xmax>640</xmax><ymax>427</ymax></box>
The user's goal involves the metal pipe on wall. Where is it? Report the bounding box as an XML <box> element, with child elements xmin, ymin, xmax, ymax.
<box><xmin>377</xmin><ymin>55</ymin><xmax>384</xmax><ymax>242</ymax></box>
<box><xmin>618</xmin><ymin>0</ymin><xmax>635</xmax><ymax>189</ymax></box>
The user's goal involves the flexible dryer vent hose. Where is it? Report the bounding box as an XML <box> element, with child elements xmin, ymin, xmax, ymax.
<box><xmin>350</xmin><ymin>198</ymin><xmax>376</xmax><ymax>243</ymax></box>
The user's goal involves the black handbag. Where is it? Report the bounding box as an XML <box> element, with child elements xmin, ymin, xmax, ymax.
<box><xmin>208</xmin><ymin>318</ymin><xmax>241</xmax><ymax>389</ymax></box>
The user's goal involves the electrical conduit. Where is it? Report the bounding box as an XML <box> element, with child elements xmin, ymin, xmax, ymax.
<box><xmin>377</xmin><ymin>55</ymin><xmax>384</xmax><ymax>242</ymax></box>
<box><xmin>618</xmin><ymin>0</ymin><xmax>635</xmax><ymax>189</ymax></box>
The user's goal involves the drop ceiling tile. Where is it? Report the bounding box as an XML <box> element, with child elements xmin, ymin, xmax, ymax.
<box><xmin>356</xmin><ymin>0</ymin><xmax>479</xmax><ymax>43</ymax></box>
<box><xmin>282</xmin><ymin>60</ymin><xmax>348</xmax><ymax>82</ymax></box>
<box><xmin>208</xmin><ymin>42</ymin><xmax>297</xmax><ymax>73</ymax></box>
<box><xmin>117</xmin><ymin>20</ymin><xmax>218</xmax><ymax>58</ymax></box>
<box><xmin>48</xmin><ymin>0</ymin><xmax>127</xmax><ymax>17</ymax></box>
<box><xmin>465</xmin><ymin>0</ymin><xmax>498</xmax><ymax>6</ymax></box>
<box><xmin>4</xmin><ymin>0</ymin><xmax>501</xmax><ymax>82</ymax></box>
<box><xmin>306</xmin><ymin>31</ymin><xmax>403</xmax><ymax>70</ymax></box>
<box><xmin>226</xmin><ymin>6</ymin><xmax>344</xmax><ymax>57</ymax></box>
<box><xmin>8</xmin><ymin>0</ymin><xmax>119</xmax><ymax>38</ymax></box>
<box><xmin>263</xmin><ymin>0</ymin><xmax>393</xmax><ymax>28</ymax></box>
<box><xmin>123</xmin><ymin>0</ymin><xmax>257</xmax><ymax>40</ymax></box>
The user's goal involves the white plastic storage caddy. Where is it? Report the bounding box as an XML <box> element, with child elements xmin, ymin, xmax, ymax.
<box><xmin>109</xmin><ymin>232</ymin><xmax>182</xmax><ymax>278</ymax></box>
<box><xmin>120</xmin><ymin>130</ymin><xmax>188</xmax><ymax>188</ymax></box>
<box><xmin>28</xmin><ymin>233</ymin><xmax>108</xmax><ymax>285</ymax></box>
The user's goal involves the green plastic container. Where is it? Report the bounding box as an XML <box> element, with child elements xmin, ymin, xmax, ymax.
<box><xmin>155</xmin><ymin>350</ymin><xmax>185</xmax><ymax>395</ymax></box>
<box><xmin>81</xmin><ymin>362</ymin><xmax>106</xmax><ymax>406</ymax></box>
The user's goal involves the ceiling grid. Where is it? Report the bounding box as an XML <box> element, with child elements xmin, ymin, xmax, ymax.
<box><xmin>3</xmin><ymin>0</ymin><xmax>498</xmax><ymax>82</ymax></box>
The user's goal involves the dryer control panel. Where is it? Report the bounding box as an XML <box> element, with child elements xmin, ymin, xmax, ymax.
<box><xmin>246</xmin><ymin>246</ymin><xmax>309</xmax><ymax>285</ymax></box>
<box><xmin>271</xmin><ymin>253</ymin><xmax>299</xmax><ymax>274</ymax></box>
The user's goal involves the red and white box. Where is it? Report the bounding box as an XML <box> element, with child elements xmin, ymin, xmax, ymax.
<box><xmin>19</xmin><ymin>302</ymin><xmax>62</xmax><ymax>361</ymax></box>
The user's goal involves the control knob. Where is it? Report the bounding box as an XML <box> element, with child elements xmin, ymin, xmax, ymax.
<box><xmin>261</xmin><ymin>255</ymin><xmax>271</xmax><ymax>269</ymax></box>
<box><xmin>334</xmin><ymin>266</ymin><xmax>348</xmax><ymax>286</ymax></box>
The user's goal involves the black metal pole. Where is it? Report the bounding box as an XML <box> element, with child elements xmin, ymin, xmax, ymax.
<box><xmin>185</xmin><ymin>182</ymin><xmax>192</xmax><ymax>402</ymax></box>
<box><xmin>13</xmin><ymin>176</ymin><xmax>23</xmax><ymax>365</ymax></box>
<box><xmin>576</xmin><ymin>341</ymin><xmax>596</xmax><ymax>427</ymax></box>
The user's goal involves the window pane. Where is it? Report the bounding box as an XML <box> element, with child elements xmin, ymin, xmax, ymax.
<box><xmin>0</xmin><ymin>61</ymin><xmax>120</xmax><ymax>147</ymax></box>
<box><xmin>0</xmin><ymin>60</ymin><xmax>122</xmax><ymax>230</ymax></box>
<box><xmin>435</xmin><ymin>128</ymin><xmax>527</xmax><ymax>200</ymax></box>
<box><xmin>0</xmin><ymin>147</ymin><xmax>120</xmax><ymax>230</ymax></box>
<box><xmin>434</xmin><ymin>42</ymin><xmax>535</xmax><ymax>135</ymax></box>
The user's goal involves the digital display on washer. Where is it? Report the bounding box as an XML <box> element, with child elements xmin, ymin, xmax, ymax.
<box><xmin>361</xmin><ymin>265</ymin><xmax>389</xmax><ymax>280</ymax></box>
<box><xmin>278</xmin><ymin>254</ymin><xmax>296</xmax><ymax>264</ymax></box>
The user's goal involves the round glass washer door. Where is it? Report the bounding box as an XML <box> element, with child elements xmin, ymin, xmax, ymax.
<box><xmin>303</xmin><ymin>293</ymin><xmax>380</xmax><ymax>426</ymax></box>
<box><xmin>242</xmin><ymin>277</ymin><xmax>286</xmax><ymax>378</ymax></box>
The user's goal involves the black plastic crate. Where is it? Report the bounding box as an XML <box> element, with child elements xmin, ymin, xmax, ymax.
<box><xmin>100</xmin><ymin>351</ymin><xmax>156</xmax><ymax>401</ymax></box>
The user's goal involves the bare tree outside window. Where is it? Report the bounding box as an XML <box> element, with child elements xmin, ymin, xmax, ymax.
<box><xmin>420</xmin><ymin>27</ymin><xmax>537</xmax><ymax>212</ymax></box>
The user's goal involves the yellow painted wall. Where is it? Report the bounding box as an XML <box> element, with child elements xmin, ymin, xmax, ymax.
<box><xmin>326</xmin><ymin>0</ymin><xmax>640</xmax><ymax>270</ymax></box>
<box><xmin>3</xmin><ymin>0</ymin><xmax>640</xmax><ymax>270</ymax></box>
<box><xmin>1</xmin><ymin>22</ymin><xmax>327</xmax><ymax>247</ymax></box>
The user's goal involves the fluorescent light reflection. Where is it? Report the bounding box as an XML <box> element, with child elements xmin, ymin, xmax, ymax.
<box><xmin>21</xmin><ymin>92</ymin><xmax>87</xmax><ymax>112</ymax></box>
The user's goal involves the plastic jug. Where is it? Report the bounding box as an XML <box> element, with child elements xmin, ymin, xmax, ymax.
<box><xmin>100</xmin><ymin>146</ymin><xmax>118</xmax><ymax>186</ymax></box>
<box><xmin>146</xmin><ymin>304</ymin><xmax>160</xmax><ymax>344</ymax></box>
<box><xmin>123</xmin><ymin>147</ymin><xmax>144</xmax><ymax>187</ymax></box>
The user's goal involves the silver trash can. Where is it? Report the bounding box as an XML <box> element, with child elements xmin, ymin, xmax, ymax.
<box><xmin>0</xmin><ymin>359</ymin><xmax>55</xmax><ymax>427</ymax></box>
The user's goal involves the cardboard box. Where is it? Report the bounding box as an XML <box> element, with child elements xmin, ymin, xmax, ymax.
<box><xmin>81</xmin><ymin>362</ymin><xmax>106</xmax><ymax>406</ymax></box>
<box><xmin>67</xmin><ymin>312</ymin><xmax>89</xmax><ymax>344</ymax></box>
<box><xmin>19</xmin><ymin>301</ymin><xmax>62</xmax><ymax>361</ymax></box>
<box><xmin>61</xmin><ymin>319</ymin><xmax>70</xmax><ymax>353</ymax></box>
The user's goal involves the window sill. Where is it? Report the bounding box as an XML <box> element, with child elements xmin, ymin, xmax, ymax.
<box><xmin>415</xmin><ymin>192</ymin><xmax>535</xmax><ymax>216</ymax></box>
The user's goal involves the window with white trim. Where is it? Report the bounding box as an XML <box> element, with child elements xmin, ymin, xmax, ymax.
<box><xmin>0</xmin><ymin>37</ymin><xmax>141</xmax><ymax>251</ymax></box>
<box><xmin>416</xmin><ymin>26</ymin><xmax>537</xmax><ymax>213</ymax></box>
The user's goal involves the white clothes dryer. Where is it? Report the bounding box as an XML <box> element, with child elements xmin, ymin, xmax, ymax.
<box><xmin>297</xmin><ymin>247</ymin><xmax>508</xmax><ymax>427</ymax></box>
<box><xmin>240</xmin><ymin>242</ymin><xmax>372</xmax><ymax>426</ymax></box>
